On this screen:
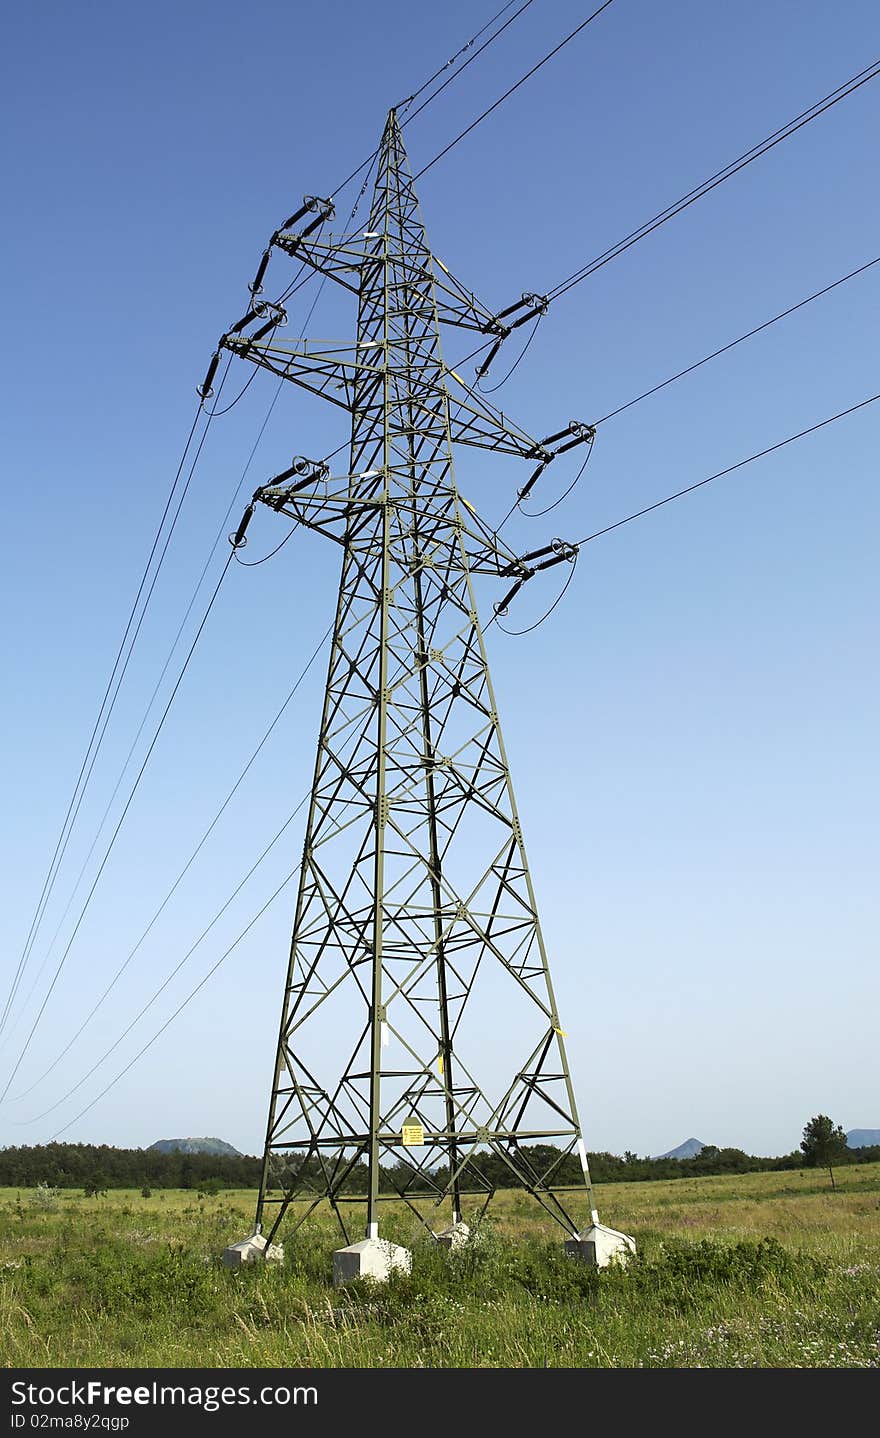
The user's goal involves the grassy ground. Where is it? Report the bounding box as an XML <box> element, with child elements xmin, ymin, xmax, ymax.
<box><xmin>1</xmin><ymin>1165</ymin><xmax>878</xmax><ymax>1368</ymax></box>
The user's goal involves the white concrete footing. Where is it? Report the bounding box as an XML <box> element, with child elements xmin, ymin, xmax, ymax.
<box><xmin>564</xmin><ymin>1221</ymin><xmax>636</xmax><ymax>1268</ymax></box>
<box><xmin>222</xmin><ymin>1231</ymin><xmax>284</xmax><ymax>1267</ymax></box>
<box><xmin>434</xmin><ymin>1220</ymin><xmax>471</xmax><ymax>1249</ymax></box>
<box><xmin>332</xmin><ymin>1236</ymin><xmax>412</xmax><ymax>1286</ymax></box>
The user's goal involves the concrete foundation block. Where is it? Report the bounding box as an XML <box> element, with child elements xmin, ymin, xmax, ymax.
<box><xmin>332</xmin><ymin>1236</ymin><xmax>412</xmax><ymax>1286</ymax></box>
<box><xmin>565</xmin><ymin>1221</ymin><xmax>636</xmax><ymax>1269</ymax></box>
<box><xmin>222</xmin><ymin>1231</ymin><xmax>284</xmax><ymax>1268</ymax></box>
<box><xmin>434</xmin><ymin>1221</ymin><xmax>471</xmax><ymax>1249</ymax></box>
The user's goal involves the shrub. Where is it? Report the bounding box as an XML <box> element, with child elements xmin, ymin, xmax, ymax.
<box><xmin>29</xmin><ymin>1182</ymin><xmax>60</xmax><ymax>1212</ymax></box>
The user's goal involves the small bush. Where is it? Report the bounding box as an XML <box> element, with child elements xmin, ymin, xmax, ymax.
<box><xmin>29</xmin><ymin>1182</ymin><xmax>60</xmax><ymax>1211</ymax></box>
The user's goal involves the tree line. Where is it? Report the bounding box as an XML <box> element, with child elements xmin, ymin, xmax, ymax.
<box><xmin>1</xmin><ymin>1133</ymin><xmax>876</xmax><ymax>1194</ymax></box>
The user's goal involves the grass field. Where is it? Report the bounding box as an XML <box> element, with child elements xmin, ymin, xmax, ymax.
<box><xmin>2</xmin><ymin>1164</ymin><xmax>878</xmax><ymax>1368</ymax></box>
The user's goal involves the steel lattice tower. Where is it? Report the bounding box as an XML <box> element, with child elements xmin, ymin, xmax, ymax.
<box><xmin>216</xmin><ymin>111</ymin><xmax>608</xmax><ymax>1258</ymax></box>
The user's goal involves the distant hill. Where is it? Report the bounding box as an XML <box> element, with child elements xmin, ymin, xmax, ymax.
<box><xmin>149</xmin><ymin>1137</ymin><xmax>241</xmax><ymax>1157</ymax></box>
<box><xmin>656</xmin><ymin>1138</ymin><xmax>708</xmax><ymax>1160</ymax></box>
<box><xmin>847</xmin><ymin>1129</ymin><xmax>880</xmax><ymax>1149</ymax></box>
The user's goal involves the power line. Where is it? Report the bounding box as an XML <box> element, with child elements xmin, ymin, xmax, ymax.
<box><xmin>24</xmin><ymin>799</ymin><xmax>309</xmax><ymax>1126</ymax></box>
<box><xmin>415</xmin><ymin>1</ymin><xmax>617</xmax><ymax>180</ymax></box>
<box><xmin>270</xmin><ymin>0</ymin><xmax>542</xmax><ymax>228</ymax></box>
<box><xmin>4</xmin><ymin>143</ymin><xmax>373</xmax><ymax>1070</ymax></box>
<box><xmin>0</xmin><ymin>551</ymin><xmax>235</xmax><ymax>1106</ymax></box>
<box><xmin>572</xmin><ymin>390</ymin><xmax>880</xmax><ymax>548</ymax></box>
<box><xmin>546</xmin><ymin>56</ymin><xmax>880</xmax><ymax>302</ymax></box>
<box><xmin>0</xmin><ymin>375</ymin><xmax>230</xmax><ymax>1049</ymax></box>
<box><xmin>25</xmin><ymin>18</ymin><xmax>877</xmax><ymax>1134</ymax></box>
<box><xmin>38</xmin><ymin>392</ymin><xmax>880</xmax><ymax>1131</ymax></box>
<box><xmin>0</xmin><ymin>360</ymin><xmax>243</xmax><ymax>1052</ymax></box>
<box><xmin>401</xmin><ymin>0</ymin><xmax>537</xmax><ymax>123</ymax></box>
<box><xmin>5</xmin><ymin>0</ymin><xmax>532</xmax><ymax>1050</ymax></box>
<box><xmin>49</xmin><ymin>861</ymin><xmax>301</xmax><ymax>1141</ymax></box>
<box><xmin>593</xmin><ymin>254</ymin><xmax>880</xmax><ymax>426</ymax></box>
<box><xmin>490</xmin><ymin>253</ymin><xmax>880</xmax><ymax>534</ymax></box>
<box><xmin>6</xmin><ymin>171</ymin><xmax>344</xmax><ymax>1049</ymax></box>
<box><xmin>12</xmin><ymin>625</ymin><xmax>333</xmax><ymax>1103</ymax></box>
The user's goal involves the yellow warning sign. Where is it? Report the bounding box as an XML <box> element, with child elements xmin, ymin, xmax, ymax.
<box><xmin>402</xmin><ymin>1123</ymin><xmax>425</xmax><ymax>1147</ymax></box>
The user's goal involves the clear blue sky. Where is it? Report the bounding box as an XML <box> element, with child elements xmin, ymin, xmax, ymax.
<box><xmin>1</xmin><ymin>0</ymin><xmax>877</xmax><ymax>1164</ymax></box>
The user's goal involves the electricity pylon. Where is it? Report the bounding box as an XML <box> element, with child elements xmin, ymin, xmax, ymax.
<box><xmin>214</xmin><ymin>110</ymin><xmax>632</xmax><ymax>1274</ymax></box>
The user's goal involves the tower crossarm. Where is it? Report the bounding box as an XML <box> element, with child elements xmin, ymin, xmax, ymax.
<box><xmin>243</xmin><ymin>472</ymin><xmax>537</xmax><ymax>581</ymax></box>
<box><xmin>429</xmin><ymin>255</ymin><xmax>501</xmax><ymax>335</ymax></box>
<box><xmin>272</xmin><ymin>233</ymin><xmax>366</xmax><ymax>295</ymax></box>
<box><xmin>221</xmin><ymin>335</ymin><xmax>383</xmax><ymax>411</ymax></box>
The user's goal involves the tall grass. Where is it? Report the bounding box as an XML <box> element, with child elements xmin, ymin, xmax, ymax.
<box><xmin>1</xmin><ymin>1165</ymin><xmax>878</xmax><ymax>1368</ymax></box>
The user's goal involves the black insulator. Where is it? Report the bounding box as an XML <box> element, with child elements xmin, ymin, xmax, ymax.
<box><xmin>278</xmin><ymin>199</ymin><xmax>312</xmax><ymax>232</ymax></box>
<box><xmin>522</xmin><ymin>292</ymin><xmax>549</xmax><ymax>314</ymax></box>
<box><xmin>228</xmin><ymin>308</ymin><xmax>259</xmax><ymax>336</ymax></box>
<box><xmin>271</xmin><ymin>462</ymin><xmax>300</xmax><ymax>485</ymax></box>
<box><xmin>517</xmin><ymin>542</ymin><xmax>559</xmax><ymax>566</ymax></box>
<box><xmin>540</xmin><ymin>425</ymin><xmax>571</xmax><ymax>446</ymax></box>
<box><xmin>533</xmin><ymin>545</ymin><xmax>578</xmax><ymax>573</ymax></box>
<box><xmin>494</xmin><ymin>295</ymin><xmax>532</xmax><ymax>322</ymax></box>
<box><xmin>556</xmin><ymin>433</ymin><xmax>592</xmax><ymax>454</ymax></box>
<box><xmin>475</xmin><ymin>336</ymin><xmax>504</xmax><ymax>379</ymax></box>
<box><xmin>248</xmin><ymin>249</ymin><xmax>271</xmax><ymax>295</ymax></box>
<box><xmin>299</xmin><ymin>211</ymin><xmax>327</xmax><ymax>241</ymax></box>
<box><xmin>495</xmin><ymin>577</ymin><xmax>526</xmax><ymax>614</ymax></box>
<box><xmin>197</xmin><ymin>351</ymin><xmax>220</xmax><ymax>399</ymax></box>
<box><xmin>285</xmin><ymin>471</ymin><xmax>324</xmax><ymax>496</ymax></box>
<box><xmin>230</xmin><ymin>502</ymin><xmax>256</xmax><ymax>549</ymax></box>
<box><xmin>509</xmin><ymin>303</ymin><xmax>546</xmax><ymax>331</ymax></box>
<box><xmin>267</xmin><ymin>456</ymin><xmax>326</xmax><ymax>489</ymax></box>
<box><xmin>250</xmin><ymin>317</ymin><xmax>279</xmax><ymax>343</ymax></box>
<box><xmin>516</xmin><ymin>461</ymin><xmax>547</xmax><ymax>503</ymax></box>
<box><xmin>555</xmin><ymin>422</ymin><xmax>595</xmax><ymax>454</ymax></box>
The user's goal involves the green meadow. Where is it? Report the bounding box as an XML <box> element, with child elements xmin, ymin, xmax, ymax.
<box><xmin>2</xmin><ymin>1164</ymin><xmax>878</xmax><ymax>1368</ymax></box>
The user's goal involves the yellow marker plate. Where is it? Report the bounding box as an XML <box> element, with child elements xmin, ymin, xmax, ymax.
<box><xmin>402</xmin><ymin>1123</ymin><xmax>425</xmax><ymax>1147</ymax></box>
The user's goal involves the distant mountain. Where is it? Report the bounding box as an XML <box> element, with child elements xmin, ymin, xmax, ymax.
<box><xmin>148</xmin><ymin>1137</ymin><xmax>241</xmax><ymax>1156</ymax></box>
<box><xmin>846</xmin><ymin>1129</ymin><xmax>880</xmax><ymax>1149</ymax></box>
<box><xmin>656</xmin><ymin>1137</ymin><xmax>708</xmax><ymax>1161</ymax></box>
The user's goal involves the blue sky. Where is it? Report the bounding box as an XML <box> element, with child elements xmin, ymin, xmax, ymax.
<box><xmin>1</xmin><ymin>0</ymin><xmax>877</xmax><ymax>1165</ymax></box>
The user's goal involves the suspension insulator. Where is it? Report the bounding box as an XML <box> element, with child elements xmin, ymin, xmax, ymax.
<box><xmin>475</xmin><ymin>336</ymin><xmax>504</xmax><ymax>379</ymax></box>
<box><xmin>494</xmin><ymin>577</ymin><xmax>526</xmax><ymax>614</ymax></box>
<box><xmin>197</xmin><ymin>351</ymin><xmax>220</xmax><ymax>399</ymax></box>
<box><xmin>533</xmin><ymin>543</ymin><xmax>578</xmax><ymax>572</ymax></box>
<box><xmin>516</xmin><ymin>461</ymin><xmax>548</xmax><ymax>503</ymax></box>
<box><xmin>299</xmin><ymin>202</ymin><xmax>334</xmax><ymax>240</ymax></box>
<box><xmin>540</xmin><ymin>419</ymin><xmax>593</xmax><ymax>450</ymax></box>
<box><xmin>555</xmin><ymin>422</ymin><xmax>596</xmax><ymax>454</ymax></box>
<box><xmin>278</xmin><ymin>199</ymin><xmax>313</xmax><ymax>232</ymax></box>
<box><xmin>493</xmin><ymin>292</ymin><xmax>535</xmax><ymax>323</ymax></box>
<box><xmin>250</xmin><ymin>317</ymin><xmax>280</xmax><ymax>343</ymax></box>
<box><xmin>228</xmin><ymin>308</ymin><xmax>259</xmax><ymax>337</ymax></box>
<box><xmin>268</xmin><ymin>456</ymin><xmax>329</xmax><ymax>489</ymax></box>
<box><xmin>248</xmin><ymin>249</ymin><xmax>271</xmax><ymax>295</ymax></box>
<box><xmin>229</xmin><ymin>501</ymin><xmax>256</xmax><ymax>549</ymax></box>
